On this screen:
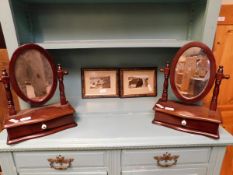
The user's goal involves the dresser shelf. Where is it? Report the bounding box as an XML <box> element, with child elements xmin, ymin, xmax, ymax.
<box><xmin>36</xmin><ymin>39</ymin><xmax>191</xmax><ymax>49</ymax></box>
<box><xmin>10</xmin><ymin>0</ymin><xmax>208</xmax><ymax>49</ymax></box>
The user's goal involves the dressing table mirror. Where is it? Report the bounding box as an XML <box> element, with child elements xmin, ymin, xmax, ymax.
<box><xmin>153</xmin><ymin>42</ymin><xmax>230</xmax><ymax>139</ymax></box>
<box><xmin>0</xmin><ymin>44</ymin><xmax>77</xmax><ymax>144</ymax></box>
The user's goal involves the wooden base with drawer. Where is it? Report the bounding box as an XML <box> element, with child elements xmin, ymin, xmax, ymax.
<box><xmin>153</xmin><ymin>99</ymin><xmax>221</xmax><ymax>139</ymax></box>
<box><xmin>4</xmin><ymin>103</ymin><xmax>77</xmax><ymax>145</ymax></box>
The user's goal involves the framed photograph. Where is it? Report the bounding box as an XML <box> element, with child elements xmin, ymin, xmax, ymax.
<box><xmin>120</xmin><ymin>68</ymin><xmax>157</xmax><ymax>97</ymax></box>
<box><xmin>81</xmin><ymin>68</ymin><xmax>119</xmax><ymax>98</ymax></box>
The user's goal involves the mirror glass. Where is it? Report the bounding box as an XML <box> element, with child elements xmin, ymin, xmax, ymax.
<box><xmin>14</xmin><ymin>49</ymin><xmax>54</xmax><ymax>102</ymax></box>
<box><xmin>174</xmin><ymin>47</ymin><xmax>210</xmax><ymax>99</ymax></box>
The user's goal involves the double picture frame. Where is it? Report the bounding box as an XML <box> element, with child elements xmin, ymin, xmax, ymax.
<box><xmin>82</xmin><ymin>67</ymin><xmax>157</xmax><ymax>98</ymax></box>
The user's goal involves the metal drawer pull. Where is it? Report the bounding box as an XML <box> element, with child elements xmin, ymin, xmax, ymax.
<box><xmin>154</xmin><ymin>152</ymin><xmax>179</xmax><ymax>168</ymax></box>
<box><xmin>48</xmin><ymin>155</ymin><xmax>74</xmax><ymax>170</ymax></box>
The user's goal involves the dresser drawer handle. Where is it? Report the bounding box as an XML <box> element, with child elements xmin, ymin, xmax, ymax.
<box><xmin>41</xmin><ymin>124</ymin><xmax>47</xmax><ymax>130</ymax></box>
<box><xmin>181</xmin><ymin>120</ymin><xmax>187</xmax><ymax>126</ymax></box>
<box><xmin>48</xmin><ymin>155</ymin><xmax>74</xmax><ymax>170</ymax></box>
<box><xmin>154</xmin><ymin>152</ymin><xmax>179</xmax><ymax>168</ymax></box>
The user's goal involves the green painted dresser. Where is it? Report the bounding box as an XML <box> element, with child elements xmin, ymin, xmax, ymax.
<box><xmin>0</xmin><ymin>0</ymin><xmax>233</xmax><ymax>175</ymax></box>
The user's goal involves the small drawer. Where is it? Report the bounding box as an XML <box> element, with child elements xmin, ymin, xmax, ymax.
<box><xmin>122</xmin><ymin>147</ymin><xmax>211</xmax><ymax>167</ymax></box>
<box><xmin>14</xmin><ymin>151</ymin><xmax>106</xmax><ymax>169</ymax></box>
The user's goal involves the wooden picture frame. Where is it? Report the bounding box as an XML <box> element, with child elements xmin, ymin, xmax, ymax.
<box><xmin>120</xmin><ymin>68</ymin><xmax>157</xmax><ymax>97</ymax></box>
<box><xmin>81</xmin><ymin>68</ymin><xmax>119</xmax><ymax>98</ymax></box>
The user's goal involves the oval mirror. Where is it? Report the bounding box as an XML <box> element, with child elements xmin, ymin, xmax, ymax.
<box><xmin>170</xmin><ymin>42</ymin><xmax>216</xmax><ymax>103</ymax></box>
<box><xmin>9</xmin><ymin>44</ymin><xmax>57</xmax><ymax>105</ymax></box>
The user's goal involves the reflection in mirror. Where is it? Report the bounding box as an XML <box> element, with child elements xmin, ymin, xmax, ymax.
<box><xmin>14</xmin><ymin>49</ymin><xmax>53</xmax><ymax>101</ymax></box>
<box><xmin>175</xmin><ymin>47</ymin><xmax>210</xmax><ymax>99</ymax></box>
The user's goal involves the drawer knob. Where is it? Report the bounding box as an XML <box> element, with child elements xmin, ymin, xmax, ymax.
<box><xmin>181</xmin><ymin>120</ymin><xmax>187</xmax><ymax>126</ymax></box>
<box><xmin>41</xmin><ymin>124</ymin><xmax>47</xmax><ymax>130</ymax></box>
<box><xmin>48</xmin><ymin>155</ymin><xmax>74</xmax><ymax>170</ymax></box>
<box><xmin>154</xmin><ymin>152</ymin><xmax>179</xmax><ymax>168</ymax></box>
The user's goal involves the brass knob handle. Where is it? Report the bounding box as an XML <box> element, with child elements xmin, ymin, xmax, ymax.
<box><xmin>154</xmin><ymin>152</ymin><xmax>179</xmax><ymax>168</ymax></box>
<box><xmin>48</xmin><ymin>155</ymin><xmax>74</xmax><ymax>170</ymax></box>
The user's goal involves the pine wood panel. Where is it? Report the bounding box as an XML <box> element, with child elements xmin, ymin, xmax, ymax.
<box><xmin>205</xmin><ymin>25</ymin><xmax>233</xmax><ymax>106</ymax></box>
<box><xmin>215</xmin><ymin>25</ymin><xmax>233</xmax><ymax>175</ymax></box>
<box><xmin>0</xmin><ymin>49</ymin><xmax>19</xmax><ymax>131</ymax></box>
<box><xmin>214</xmin><ymin>26</ymin><xmax>233</xmax><ymax>106</ymax></box>
<box><xmin>218</xmin><ymin>5</ymin><xmax>233</xmax><ymax>25</ymax></box>
<box><xmin>202</xmin><ymin>5</ymin><xmax>233</xmax><ymax>175</ymax></box>
<box><xmin>209</xmin><ymin>5</ymin><xmax>233</xmax><ymax>175</ymax></box>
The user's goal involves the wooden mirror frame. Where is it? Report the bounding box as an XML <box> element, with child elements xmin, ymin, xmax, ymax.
<box><xmin>170</xmin><ymin>42</ymin><xmax>216</xmax><ymax>103</ymax></box>
<box><xmin>9</xmin><ymin>43</ymin><xmax>57</xmax><ymax>105</ymax></box>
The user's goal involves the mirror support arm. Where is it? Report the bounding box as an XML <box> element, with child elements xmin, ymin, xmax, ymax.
<box><xmin>160</xmin><ymin>62</ymin><xmax>170</xmax><ymax>102</ymax></box>
<box><xmin>0</xmin><ymin>69</ymin><xmax>16</xmax><ymax>116</ymax></box>
<box><xmin>209</xmin><ymin>66</ymin><xmax>230</xmax><ymax>111</ymax></box>
<box><xmin>57</xmin><ymin>64</ymin><xmax>68</xmax><ymax>105</ymax></box>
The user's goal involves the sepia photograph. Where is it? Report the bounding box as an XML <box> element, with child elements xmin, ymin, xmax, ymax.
<box><xmin>82</xmin><ymin>68</ymin><xmax>119</xmax><ymax>98</ymax></box>
<box><xmin>120</xmin><ymin>68</ymin><xmax>157</xmax><ymax>97</ymax></box>
<box><xmin>128</xmin><ymin>76</ymin><xmax>149</xmax><ymax>89</ymax></box>
<box><xmin>90</xmin><ymin>76</ymin><xmax>111</xmax><ymax>89</ymax></box>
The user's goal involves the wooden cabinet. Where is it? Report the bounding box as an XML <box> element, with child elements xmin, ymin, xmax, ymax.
<box><xmin>0</xmin><ymin>0</ymin><xmax>232</xmax><ymax>175</ymax></box>
<box><xmin>0</xmin><ymin>115</ymin><xmax>232</xmax><ymax>175</ymax></box>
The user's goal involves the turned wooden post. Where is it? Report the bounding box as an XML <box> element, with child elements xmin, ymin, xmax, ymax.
<box><xmin>209</xmin><ymin>66</ymin><xmax>230</xmax><ymax>111</ymax></box>
<box><xmin>0</xmin><ymin>69</ymin><xmax>16</xmax><ymax>115</ymax></box>
<box><xmin>57</xmin><ymin>64</ymin><xmax>68</xmax><ymax>105</ymax></box>
<box><xmin>160</xmin><ymin>62</ymin><xmax>170</xmax><ymax>102</ymax></box>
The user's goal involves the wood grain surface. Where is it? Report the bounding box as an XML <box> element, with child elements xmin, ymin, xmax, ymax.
<box><xmin>0</xmin><ymin>49</ymin><xmax>19</xmax><ymax>131</ymax></box>
<box><xmin>203</xmin><ymin>5</ymin><xmax>233</xmax><ymax>175</ymax></box>
<box><xmin>218</xmin><ymin>5</ymin><xmax>233</xmax><ymax>25</ymax></box>
<box><xmin>153</xmin><ymin>99</ymin><xmax>221</xmax><ymax>139</ymax></box>
<box><xmin>5</xmin><ymin>102</ymin><xmax>77</xmax><ymax>144</ymax></box>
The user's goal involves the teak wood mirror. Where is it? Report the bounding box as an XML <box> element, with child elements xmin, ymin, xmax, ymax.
<box><xmin>10</xmin><ymin>44</ymin><xmax>57</xmax><ymax>105</ymax></box>
<box><xmin>153</xmin><ymin>42</ymin><xmax>230</xmax><ymax>139</ymax></box>
<box><xmin>0</xmin><ymin>44</ymin><xmax>77</xmax><ymax>144</ymax></box>
<box><xmin>170</xmin><ymin>42</ymin><xmax>216</xmax><ymax>103</ymax></box>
